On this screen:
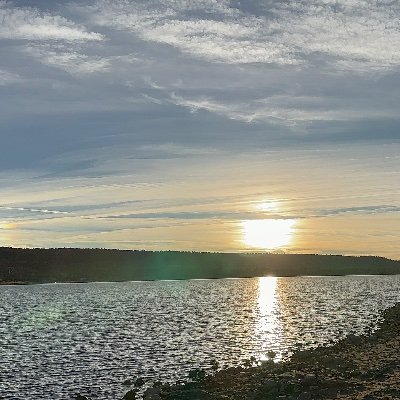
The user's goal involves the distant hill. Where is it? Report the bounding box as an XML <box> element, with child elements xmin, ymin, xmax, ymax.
<box><xmin>0</xmin><ymin>247</ymin><xmax>399</xmax><ymax>284</ymax></box>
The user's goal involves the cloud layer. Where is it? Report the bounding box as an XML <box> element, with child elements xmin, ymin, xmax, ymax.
<box><xmin>2</xmin><ymin>0</ymin><xmax>400</xmax><ymax>124</ymax></box>
<box><xmin>0</xmin><ymin>1</ymin><xmax>103</xmax><ymax>41</ymax></box>
<box><xmin>85</xmin><ymin>0</ymin><xmax>400</xmax><ymax>69</ymax></box>
<box><xmin>1</xmin><ymin>0</ymin><xmax>399</xmax><ymax>257</ymax></box>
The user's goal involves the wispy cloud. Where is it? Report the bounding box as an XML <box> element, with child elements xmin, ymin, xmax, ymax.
<box><xmin>0</xmin><ymin>205</ymin><xmax>69</xmax><ymax>215</ymax></box>
<box><xmin>85</xmin><ymin>0</ymin><xmax>400</xmax><ymax>71</ymax></box>
<box><xmin>2</xmin><ymin>0</ymin><xmax>399</xmax><ymax>123</ymax></box>
<box><xmin>84</xmin><ymin>0</ymin><xmax>298</xmax><ymax>65</ymax></box>
<box><xmin>0</xmin><ymin>1</ymin><xmax>106</xmax><ymax>77</ymax></box>
<box><xmin>0</xmin><ymin>1</ymin><xmax>103</xmax><ymax>41</ymax></box>
<box><xmin>169</xmin><ymin>93</ymin><xmax>399</xmax><ymax>124</ymax></box>
<box><xmin>318</xmin><ymin>205</ymin><xmax>400</xmax><ymax>217</ymax></box>
<box><xmin>273</xmin><ymin>0</ymin><xmax>400</xmax><ymax>72</ymax></box>
<box><xmin>23</xmin><ymin>44</ymin><xmax>111</xmax><ymax>76</ymax></box>
<box><xmin>93</xmin><ymin>204</ymin><xmax>400</xmax><ymax>222</ymax></box>
<box><xmin>0</xmin><ymin>68</ymin><xmax>21</xmax><ymax>85</ymax></box>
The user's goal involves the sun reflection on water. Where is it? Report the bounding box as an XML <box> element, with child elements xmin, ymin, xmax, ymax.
<box><xmin>256</xmin><ymin>276</ymin><xmax>282</xmax><ymax>361</ymax></box>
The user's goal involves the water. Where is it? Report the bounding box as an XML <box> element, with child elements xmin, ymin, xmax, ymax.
<box><xmin>1</xmin><ymin>275</ymin><xmax>400</xmax><ymax>399</ymax></box>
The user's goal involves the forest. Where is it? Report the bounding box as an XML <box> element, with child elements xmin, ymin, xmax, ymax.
<box><xmin>1</xmin><ymin>247</ymin><xmax>399</xmax><ymax>284</ymax></box>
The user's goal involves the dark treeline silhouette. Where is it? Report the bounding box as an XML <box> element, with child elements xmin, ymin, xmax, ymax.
<box><xmin>0</xmin><ymin>247</ymin><xmax>399</xmax><ymax>284</ymax></box>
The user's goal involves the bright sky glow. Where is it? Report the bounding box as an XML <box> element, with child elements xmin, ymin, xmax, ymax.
<box><xmin>0</xmin><ymin>222</ymin><xmax>15</xmax><ymax>230</ymax></box>
<box><xmin>257</xmin><ymin>201</ymin><xmax>280</xmax><ymax>212</ymax></box>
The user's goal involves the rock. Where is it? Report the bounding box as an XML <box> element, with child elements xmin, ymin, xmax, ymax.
<box><xmin>122</xmin><ymin>389</ymin><xmax>137</xmax><ymax>400</ymax></box>
<box><xmin>134</xmin><ymin>377</ymin><xmax>145</xmax><ymax>387</ymax></box>
<box><xmin>279</xmin><ymin>381</ymin><xmax>297</xmax><ymax>395</ymax></box>
<box><xmin>74</xmin><ymin>395</ymin><xmax>90</xmax><ymax>400</ymax></box>
<box><xmin>280</xmin><ymin>372</ymin><xmax>295</xmax><ymax>378</ymax></box>
<box><xmin>346</xmin><ymin>334</ymin><xmax>362</xmax><ymax>345</ymax></box>
<box><xmin>188</xmin><ymin>368</ymin><xmax>206</xmax><ymax>380</ymax></box>
<box><xmin>158</xmin><ymin>382</ymin><xmax>170</xmax><ymax>394</ymax></box>
<box><xmin>122</xmin><ymin>379</ymin><xmax>133</xmax><ymax>386</ymax></box>
<box><xmin>261</xmin><ymin>379</ymin><xmax>279</xmax><ymax>395</ymax></box>
<box><xmin>350</xmin><ymin>369</ymin><xmax>362</xmax><ymax>378</ymax></box>
<box><xmin>320</xmin><ymin>387</ymin><xmax>341</xmax><ymax>397</ymax></box>
<box><xmin>266</xmin><ymin>350</ymin><xmax>277</xmax><ymax>359</ymax></box>
<box><xmin>302</xmin><ymin>373</ymin><xmax>317</xmax><ymax>385</ymax></box>
<box><xmin>362</xmin><ymin>395</ymin><xmax>376</xmax><ymax>400</ymax></box>
<box><xmin>210</xmin><ymin>359</ymin><xmax>219</xmax><ymax>371</ymax></box>
<box><xmin>296</xmin><ymin>392</ymin><xmax>312</xmax><ymax>400</ymax></box>
<box><xmin>260</xmin><ymin>359</ymin><xmax>275</xmax><ymax>369</ymax></box>
<box><xmin>321</xmin><ymin>355</ymin><xmax>342</xmax><ymax>369</ymax></box>
<box><xmin>143</xmin><ymin>387</ymin><xmax>161</xmax><ymax>399</ymax></box>
<box><xmin>292</xmin><ymin>349</ymin><xmax>313</xmax><ymax>361</ymax></box>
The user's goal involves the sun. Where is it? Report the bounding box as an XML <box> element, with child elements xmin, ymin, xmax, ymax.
<box><xmin>241</xmin><ymin>219</ymin><xmax>296</xmax><ymax>250</ymax></box>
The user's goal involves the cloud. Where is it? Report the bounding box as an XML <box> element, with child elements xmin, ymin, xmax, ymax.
<box><xmin>0</xmin><ymin>68</ymin><xmax>21</xmax><ymax>85</ymax></box>
<box><xmin>0</xmin><ymin>0</ymin><xmax>103</xmax><ymax>41</ymax></box>
<box><xmin>40</xmin><ymin>0</ymin><xmax>396</xmax><ymax>125</ymax></box>
<box><xmin>136</xmin><ymin>143</ymin><xmax>218</xmax><ymax>157</ymax></box>
<box><xmin>93</xmin><ymin>204</ymin><xmax>400</xmax><ymax>222</ymax></box>
<box><xmin>2</xmin><ymin>0</ymin><xmax>399</xmax><ymax>126</ymax></box>
<box><xmin>0</xmin><ymin>205</ymin><xmax>69</xmax><ymax>215</ymax></box>
<box><xmin>85</xmin><ymin>0</ymin><xmax>400</xmax><ymax>71</ymax></box>
<box><xmin>99</xmin><ymin>211</ymin><xmax>270</xmax><ymax>220</ymax></box>
<box><xmin>23</xmin><ymin>44</ymin><xmax>111</xmax><ymax>76</ymax></box>
<box><xmin>318</xmin><ymin>205</ymin><xmax>400</xmax><ymax>217</ymax></box>
<box><xmin>272</xmin><ymin>0</ymin><xmax>400</xmax><ymax>72</ymax></box>
<box><xmin>84</xmin><ymin>0</ymin><xmax>298</xmax><ymax>65</ymax></box>
<box><xmin>169</xmin><ymin>93</ymin><xmax>399</xmax><ymax>124</ymax></box>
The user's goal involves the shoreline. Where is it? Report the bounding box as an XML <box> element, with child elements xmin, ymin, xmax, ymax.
<box><xmin>0</xmin><ymin>280</ymin><xmax>31</xmax><ymax>285</ymax></box>
<box><xmin>122</xmin><ymin>303</ymin><xmax>400</xmax><ymax>400</ymax></box>
<box><xmin>1</xmin><ymin>274</ymin><xmax>400</xmax><ymax>286</ymax></box>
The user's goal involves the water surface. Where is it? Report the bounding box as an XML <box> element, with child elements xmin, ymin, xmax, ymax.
<box><xmin>1</xmin><ymin>275</ymin><xmax>400</xmax><ymax>399</ymax></box>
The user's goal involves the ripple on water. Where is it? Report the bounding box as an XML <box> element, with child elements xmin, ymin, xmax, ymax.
<box><xmin>1</xmin><ymin>275</ymin><xmax>400</xmax><ymax>399</ymax></box>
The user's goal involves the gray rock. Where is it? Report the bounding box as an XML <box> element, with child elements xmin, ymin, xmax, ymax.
<box><xmin>143</xmin><ymin>387</ymin><xmax>161</xmax><ymax>399</ymax></box>
<box><xmin>122</xmin><ymin>389</ymin><xmax>137</xmax><ymax>400</ymax></box>
<box><xmin>134</xmin><ymin>377</ymin><xmax>145</xmax><ymax>387</ymax></box>
<box><xmin>261</xmin><ymin>379</ymin><xmax>279</xmax><ymax>395</ymax></box>
<box><xmin>296</xmin><ymin>392</ymin><xmax>312</xmax><ymax>400</ymax></box>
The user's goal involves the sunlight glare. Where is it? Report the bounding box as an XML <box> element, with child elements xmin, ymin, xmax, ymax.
<box><xmin>242</xmin><ymin>219</ymin><xmax>296</xmax><ymax>250</ymax></box>
<box><xmin>257</xmin><ymin>201</ymin><xmax>279</xmax><ymax>212</ymax></box>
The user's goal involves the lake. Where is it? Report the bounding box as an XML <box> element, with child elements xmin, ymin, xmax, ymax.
<box><xmin>1</xmin><ymin>275</ymin><xmax>400</xmax><ymax>399</ymax></box>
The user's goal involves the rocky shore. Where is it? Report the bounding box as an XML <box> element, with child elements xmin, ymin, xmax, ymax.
<box><xmin>119</xmin><ymin>303</ymin><xmax>400</xmax><ymax>400</ymax></box>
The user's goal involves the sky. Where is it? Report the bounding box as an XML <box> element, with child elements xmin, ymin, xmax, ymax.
<box><xmin>0</xmin><ymin>0</ymin><xmax>399</xmax><ymax>259</ymax></box>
